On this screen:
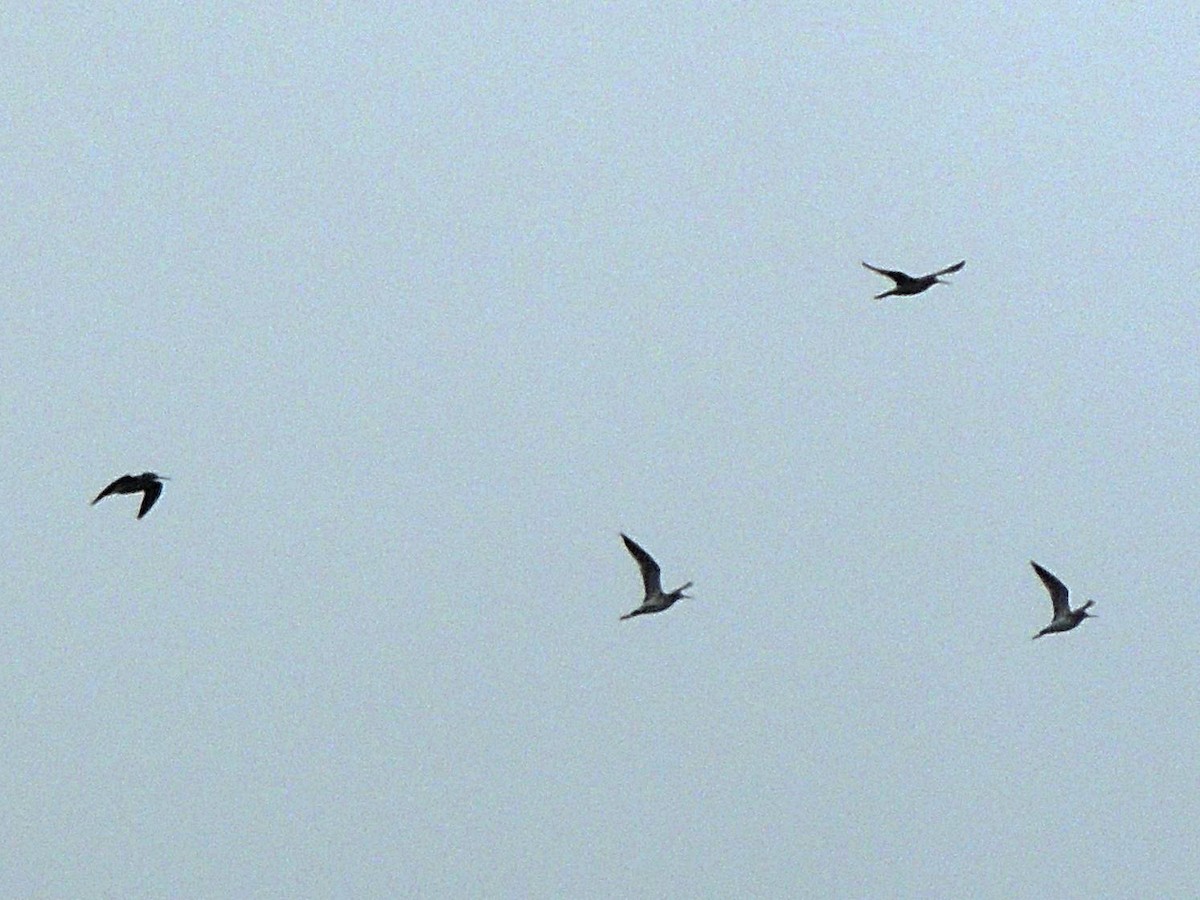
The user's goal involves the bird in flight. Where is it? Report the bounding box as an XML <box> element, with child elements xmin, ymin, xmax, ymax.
<box><xmin>91</xmin><ymin>472</ymin><xmax>168</xmax><ymax>519</ymax></box>
<box><xmin>1030</xmin><ymin>561</ymin><xmax>1095</xmax><ymax>639</ymax></box>
<box><xmin>861</xmin><ymin>259</ymin><xmax>965</xmax><ymax>299</ymax></box>
<box><xmin>619</xmin><ymin>533</ymin><xmax>693</xmax><ymax>621</ymax></box>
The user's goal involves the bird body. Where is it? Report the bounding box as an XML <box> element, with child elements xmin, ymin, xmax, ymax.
<box><xmin>92</xmin><ymin>472</ymin><xmax>167</xmax><ymax>519</ymax></box>
<box><xmin>619</xmin><ymin>533</ymin><xmax>692</xmax><ymax>620</ymax></box>
<box><xmin>1030</xmin><ymin>561</ymin><xmax>1094</xmax><ymax>639</ymax></box>
<box><xmin>862</xmin><ymin>260</ymin><xmax>965</xmax><ymax>299</ymax></box>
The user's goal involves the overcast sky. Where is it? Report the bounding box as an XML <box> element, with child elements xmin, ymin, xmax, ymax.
<box><xmin>3</xmin><ymin>5</ymin><xmax>1199</xmax><ymax>898</ymax></box>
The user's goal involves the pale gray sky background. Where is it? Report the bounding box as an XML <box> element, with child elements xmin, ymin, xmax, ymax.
<box><xmin>2</xmin><ymin>4</ymin><xmax>1199</xmax><ymax>898</ymax></box>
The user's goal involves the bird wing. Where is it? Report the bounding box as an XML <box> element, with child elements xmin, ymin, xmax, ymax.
<box><xmin>931</xmin><ymin>260</ymin><xmax>966</xmax><ymax>278</ymax></box>
<box><xmin>1031</xmin><ymin>561</ymin><xmax>1070</xmax><ymax>617</ymax></box>
<box><xmin>137</xmin><ymin>480</ymin><xmax>163</xmax><ymax>518</ymax></box>
<box><xmin>92</xmin><ymin>474</ymin><xmax>132</xmax><ymax>505</ymax></box>
<box><xmin>861</xmin><ymin>261</ymin><xmax>909</xmax><ymax>283</ymax></box>
<box><xmin>621</xmin><ymin>533</ymin><xmax>662</xmax><ymax>596</ymax></box>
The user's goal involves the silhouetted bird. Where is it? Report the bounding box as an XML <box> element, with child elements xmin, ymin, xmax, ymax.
<box><xmin>619</xmin><ymin>533</ymin><xmax>692</xmax><ymax>621</ymax></box>
<box><xmin>862</xmin><ymin>259</ymin><xmax>965</xmax><ymax>299</ymax></box>
<box><xmin>91</xmin><ymin>472</ymin><xmax>168</xmax><ymax>519</ymax></box>
<box><xmin>1031</xmin><ymin>561</ymin><xmax>1095</xmax><ymax>639</ymax></box>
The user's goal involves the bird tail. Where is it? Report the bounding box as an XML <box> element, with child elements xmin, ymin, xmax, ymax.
<box><xmin>673</xmin><ymin>581</ymin><xmax>694</xmax><ymax>599</ymax></box>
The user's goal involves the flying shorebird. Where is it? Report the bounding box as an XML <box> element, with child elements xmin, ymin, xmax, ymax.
<box><xmin>861</xmin><ymin>259</ymin><xmax>965</xmax><ymax>299</ymax></box>
<box><xmin>619</xmin><ymin>533</ymin><xmax>693</xmax><ymax>621</ymax></box>
<box><xmin>1030</xmin><ymin>561</ymin><xmax>1095</xmax><ymax>639</ymax></box>
<box><xmin>91</xmin><ymin>472</ymin><xmax>168</xmax><ymax>519</ymax></box>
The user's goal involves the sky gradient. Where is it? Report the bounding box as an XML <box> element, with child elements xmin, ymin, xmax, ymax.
<box><xmin>3</xmin><ymin>5</ymin><xmax>1199</xmax><ymax>897</ymax></box>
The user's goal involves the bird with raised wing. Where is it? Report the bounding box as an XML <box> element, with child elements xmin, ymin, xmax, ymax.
<box><xmin>619</xmin><ymin>533</ymin><xmax>692</xmax><ymax>621</ymax></box>
<box><xmin>1030</xmin><ymin>561</ymin><xmax>1095</xmax><ymax>639</ymax></box>
<box><xmin>862</xmin><ymin>259</ymin><xmax>965</xmax><ymax>299</ymax></box>
<box><xmin>91</xmin><ymin>472</ymin><xmax>168</xmax><ymax>519</ymax></box>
